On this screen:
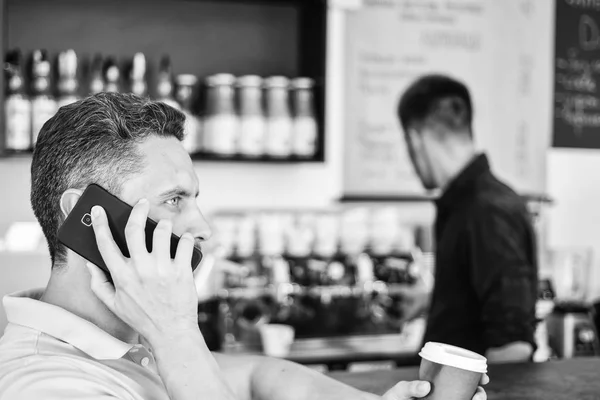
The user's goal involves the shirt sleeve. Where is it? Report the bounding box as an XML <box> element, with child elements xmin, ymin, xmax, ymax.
<box><xmin>466</xmin><ymin>203</ymin><xmax>538</xmax><ymax>351</ymax></box>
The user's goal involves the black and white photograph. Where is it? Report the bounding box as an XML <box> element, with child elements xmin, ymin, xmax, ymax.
<box><xmin>0</xmin><ymin>0</ymin><xmax>599</xmax><ymax>399</ymax></box>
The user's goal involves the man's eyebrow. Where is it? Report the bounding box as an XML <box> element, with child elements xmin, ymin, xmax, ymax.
<box><xmin>157</xmin><ymin>188</ymin><xmax>200</xmax><ymax>198</ymax></box>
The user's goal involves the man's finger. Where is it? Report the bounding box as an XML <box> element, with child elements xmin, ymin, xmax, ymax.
<box><xmin>480</xmin><ymin>374</ymin><xmax>490</xmax><ymax>385</ymax></box>
<box><xmin>382</xmin><ymin>380</ymin><xmax>430</xmax><ymax>400</ymax></box>
<box><xmin>91</xmin><ymin>206</ymin><xmax>125</xmax><ymax>275</ymax></box>
<box><xmin>86</xmin><ymin>262</ymin><xmax>116</xmax><ymax>310</ymax></box>
<box><xmin>473</xmin><ymin>386</ymin><xmax>487</xmax><ymax>400</ymax></box>
<box><xmin>153</xmin><ymin>219</ymin><xmax>173</xmax><ymax>266</ymax></box>
<box><xmin>175</xmin><ymin>233</ymin><xmax>194</xmax><ymax>268</ymax></box>
<box><xmin>124</xmin><ymin>198</ymin><xmax>150</xmax><ymax>257</ymax></box>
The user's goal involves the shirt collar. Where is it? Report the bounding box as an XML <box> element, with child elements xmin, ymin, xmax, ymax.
<box><xmin>3</xmin><ymin>289</ymin><xmax>135</xmax><ymax>360</ymax></box>
<box><xmin>436</xmin><ymin>153</ymin><xmax>491</xmax><ymax>212</ymax></box>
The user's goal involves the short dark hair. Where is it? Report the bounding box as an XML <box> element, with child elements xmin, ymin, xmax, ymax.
<box><xmin>31</xmin><ymin>92</ymin><xmax>186</xmax><ymax>265</ymax></box>
<box><xmin>397</xmin><ymin>74</ymin><xmax>473</xmax><ymax>136</ymax></box>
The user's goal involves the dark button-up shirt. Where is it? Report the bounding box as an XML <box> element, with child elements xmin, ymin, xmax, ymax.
<box><xmin>423</xmin><ymin>154</ymin><xmax>538</xmax><ymax>355</ymax></box>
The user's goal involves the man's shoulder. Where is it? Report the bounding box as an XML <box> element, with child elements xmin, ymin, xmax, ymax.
<box><xmin>0</xmin><ymin>323</ymin><xmax>100</xmax><ymax>379</ymax></box>
<box><xmin>472</xmin><ymin>174</ymin><xmax>529</xmax><ymax>219</ymax></box>
<box><xmin>0</xmin><ymin>323</ymin><xmax>40</xmax><ymax>363</ymax></box>
<box><xmin>0</xmin><ymin>322</ymin><xmax>82</xmax><ymax>360</ymax></box>
<box><xmin>0</xmin><ymin>324</ymin><xmax>119</xmax><ymax>399</ymax></box>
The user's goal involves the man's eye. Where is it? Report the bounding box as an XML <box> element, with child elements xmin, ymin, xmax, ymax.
<box><xmin>166</xmin><ymin>197</ymin><xmax>181</xmax><ymax>207</ymax></box>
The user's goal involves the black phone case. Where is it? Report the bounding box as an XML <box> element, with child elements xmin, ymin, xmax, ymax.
<box><xmin>57</xmin><ymin>184</ymin><xmax>203</xmax><ymax>275</ymax></box>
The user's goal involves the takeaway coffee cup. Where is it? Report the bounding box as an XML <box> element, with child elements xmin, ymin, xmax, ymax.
<box><xmin>418</xmin><ymin>342</ymin><xmax>487</xmax><ymax>400</ymax></box>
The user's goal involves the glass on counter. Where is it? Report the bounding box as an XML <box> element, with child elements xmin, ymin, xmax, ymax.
<box><xmin>156</xmin><ymin>55</ymin><xmax>180</xmax><ymax>110</ymax></box>
<box><xmin>203</xmin><ymin>73</ymin><xmax>239</xmax><ymax>156</ymax></box>
<box><xmin>56</xmin><ymin>49</ymin><xmax>80</xmax><ymax>108</ymax></box>
<box><xmin>30</xmin><ymin>49</ymin><xmax>57</xmax><ymax>147</ymax></box>
<box><xmin>264</xmin><ymin>76</ymin><xmax>293</xmax><ymax>158</ymax></box>
<box><xmin>175</xmin><ymin>74</ymin><xmax>202</xmax><ymax>154</ymax></box>
<box><xmin>290</xmin><ymin>77</ymin><xmax>318</xmax><ymax>158</ymax></box>
<box><xmin>237</xmin><ymin>75</ymin><xmax>266</xmax><ymax>158</ymax></box>
<box><xmin>4</xmin><ymin>49</ymin><xmax>32</xmax><ymax>152</ymax></box>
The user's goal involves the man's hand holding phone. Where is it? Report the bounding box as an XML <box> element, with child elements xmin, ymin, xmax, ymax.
<box><xmin>87</xmin><ymin>198</ymin><xmax>198</xmax><ymax>344</ymax></box>
<box><xmin>87</xmin><ymin>199</ymin><xmax>237</xmax><ymax>400</ymax></box>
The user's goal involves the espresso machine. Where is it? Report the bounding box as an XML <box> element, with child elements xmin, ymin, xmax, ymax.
<box><xmin>546</xmin><ymin>249</ymin><xmax>600</xmax><ymax>358</ymax></box>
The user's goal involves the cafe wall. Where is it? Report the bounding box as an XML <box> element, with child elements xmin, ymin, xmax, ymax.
<box><xmin>547</xmin><ymin>151</ymin><xmax>600</xmax><ymax>301</ymax></box>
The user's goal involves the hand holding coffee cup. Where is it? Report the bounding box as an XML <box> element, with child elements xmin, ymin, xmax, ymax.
<box><xmin>418</xmin><ymin>342</ymin><xmax>488</xmax><ymax>400</ymax></box>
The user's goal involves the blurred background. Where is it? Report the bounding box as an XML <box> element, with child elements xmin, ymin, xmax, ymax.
<box><xmin>1</xmin><ymin>0</ymin><xmax>599</xmax><ymax>372</ymax></box>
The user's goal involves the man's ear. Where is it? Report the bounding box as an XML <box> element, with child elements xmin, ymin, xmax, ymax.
<box><xmin>406</xmin><ymin>128</ymin><xmax>423</xmax><ymax>150</ymax></box>
<box><xmin>60</xmin><ymin>189</ymin><xmax>84</xmax><ymax>218</ymax></box>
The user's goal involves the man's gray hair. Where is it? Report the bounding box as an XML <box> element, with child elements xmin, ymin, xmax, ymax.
<box><xmin>31</xmin><ymin>92</ymin><xmax>185</xmax><ymax>266</ymax></box>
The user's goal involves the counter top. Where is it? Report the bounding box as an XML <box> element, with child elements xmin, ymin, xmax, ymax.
<box><xmin>329</xmin><ymin>357</ymin><xmax>600</xmax><ymax>400</ymax></box>
<box><xmin>223</xmin><ymin>334</ymin><xmax>420</xmax><ymax>368</ymax></box>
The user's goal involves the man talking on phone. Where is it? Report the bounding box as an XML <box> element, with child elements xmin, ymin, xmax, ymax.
<box><xmin>0</xmin><ymin>93</ymin><xmax>488</xmax><ymax>400</ymax></box>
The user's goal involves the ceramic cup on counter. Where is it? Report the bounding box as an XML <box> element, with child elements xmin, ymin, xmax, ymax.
<box><xmin>259</xmin><ymin>324</ymin><xmax>295</xmax><ymax>357</ymax></box>
<box><xmin>418</xmin><ymin>342</ymin><xmax>487</xmax><ymax>400</ymax></box>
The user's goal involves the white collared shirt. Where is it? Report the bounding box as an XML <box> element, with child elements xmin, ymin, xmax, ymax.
<box><xmin>0</xmin><ymin>289</ymin><xmax>170</xmax><ymax>400</ymax></box>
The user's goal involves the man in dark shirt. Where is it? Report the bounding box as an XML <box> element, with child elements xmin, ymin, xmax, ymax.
<box><xmin>396</xmin><ymin>75</ymin><xmax>538</xmax><ymax>363</ymax></box>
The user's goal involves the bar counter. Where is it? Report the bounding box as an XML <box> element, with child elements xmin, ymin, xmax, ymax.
<box><xmin>329</xmin><ymin>357</ymin><xmax>600</xmax><ymax>400</ymax></box>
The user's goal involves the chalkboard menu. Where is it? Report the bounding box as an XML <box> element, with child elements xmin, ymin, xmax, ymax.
<box><xmin>341</xmin><ymin>0</ymin><xmax>553</xmax><ymax>197</ymax></box>
<box><xmin>553</xmin><ymin>0</ymin><xmax>600</xmax><ymax>149</ymax></box>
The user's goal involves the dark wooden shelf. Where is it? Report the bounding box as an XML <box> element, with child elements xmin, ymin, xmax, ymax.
<box><xmin>191</xmin><ymin>152</ymin><xmax>324</xmax><ymax>163</ymax></box>
<box><xmin>0</xmin><ymin>0</ymin><xmax>328</xmax><ymax>157</ymax></box>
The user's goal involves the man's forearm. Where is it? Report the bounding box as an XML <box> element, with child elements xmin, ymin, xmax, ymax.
<box><xmin>151</xmin><ymin>330</ymin><xmax>237</xmax><ymax>400</ymax></box>
<box><xmin>251</xmin><ymin>358</ymin><xmax>377</xmax><ymax>400</ymax></box>
<box><xmin>214</xmin><ymin>353</ymin><xmax>376</xmax><ymax>400</ymax></box>
<box><xmin>486</xmin><ymin>341</ymin><xmax>533</xmax><ymax>363</ymax></box>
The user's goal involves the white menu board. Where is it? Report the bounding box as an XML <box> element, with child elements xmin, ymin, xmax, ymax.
<box><xmin>342</xmin><ymin>0</ymin><xmax>553</xmax><ymax>197</ymax></box>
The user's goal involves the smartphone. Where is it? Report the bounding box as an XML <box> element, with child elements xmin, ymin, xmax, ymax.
<box><xmin>57</xmin><ymin>184</ymin><xmax>203</xmax><ymax>277</ymax></box>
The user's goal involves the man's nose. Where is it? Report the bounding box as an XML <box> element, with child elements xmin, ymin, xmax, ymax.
<box><xmin>190</xmin><ymin>207</ymin><xmax>212</xmax><ymax>242</ymax></box>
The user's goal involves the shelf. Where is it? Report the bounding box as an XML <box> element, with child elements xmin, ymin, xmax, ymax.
<box><xmin>339</xmin><ymin>194</ymin><xmax>437</xmax><ymax>203</ymax></box>
<box><xmin>1</xmin><ymin>0</ymin><xmax>328</xmax><ymax>157</ymax></box>
<box><xmin>340</xmin><ymin>193</ymin><xmax>554</xmax><ymax>204</ymax></box>
<box><xmin>222</xmin><ymin>334</ymin><xmax>420</xmax><ymax>367</ymax></box>
<box><xmin>217</xmin><ymin>280</ymin><xmax>416</xmax><ymax>300</ymax></box>
<box><xmin>0</xmin><ymin>150</ymin><xmax>324</xmax><ymax>164</ymax></box>
<box><xmin>191</xmin><ymin>153</ymin><xmax>324</xmax><ymax>163</ymax></box>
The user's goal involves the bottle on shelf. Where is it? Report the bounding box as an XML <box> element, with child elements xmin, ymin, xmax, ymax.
<box><xmin>4</xmin><ymin>49</ymin><xmax>32</xmax><ymax>152</ymax></box>
<box><xmin>103</xmin><ymin>57</ymin><xmax>120</xmax><ymax>93</ymax></box>
<box><xmin>236</xmin><ymin>75</ymin><xmax>265</xmax><ymax>158</ymax></box>
<box><xmin>129</xmin><ymin>52</ymin><xmax>147</xmax><ymax>98</ymax></box>
<box><xmin>264</xmin><ymin>76</ymin><xmax>293</xmax><ymax>159</ymax></box>
<box><xmin>30</xmin><ymin>49</ymin><xmax>58</xmax><ymax>147</ymax></box>
<box><xmin>156</xmin><ymin>55</ymin><xmax>180</xmax><ymax>110</ymax></box>
<box><xmin>203</xmin><ymin>73</ymin><xmax>239</xmax><ymax>156</ymax></box>
<box><xmin>89</xmin><ymin>54</ymin><xmax>104</xmax><ymax>95</ymax></box>
<box><xmin>175</xmin><ymin>74</ymin><xmax>202</xmax><ymax>154</ymax></box>
<box><xmin>290</xmin><ymin>77</ymin><xmax>318</xmax><ymax>159</ymax></box>
<box><xmin>56</xmin><ymin>49</ymin><xmax>80</xmax><ymax>108</ymax></box>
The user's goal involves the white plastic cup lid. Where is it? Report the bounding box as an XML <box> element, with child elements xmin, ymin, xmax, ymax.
<box><xmin>419</xmin><ymin>342</ymin><xmax>487</xmax><ymax>373</ymax></box>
